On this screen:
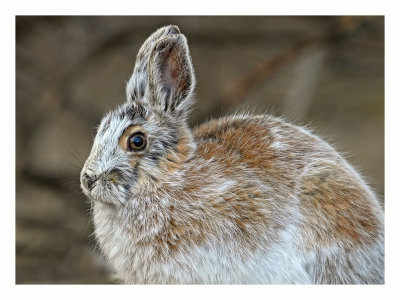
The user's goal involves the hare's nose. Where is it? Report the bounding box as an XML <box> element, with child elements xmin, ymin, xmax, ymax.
<box><xmin>82</xmin><ymin>173</ymin><xmax>97</xmax><ymax>191</ymax></box>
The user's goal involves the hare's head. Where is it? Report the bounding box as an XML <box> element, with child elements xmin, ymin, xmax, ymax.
<box><xmin>80</xmin><ymin>25</ymin><xmax>196</xmax><ymax>205</ymax></box>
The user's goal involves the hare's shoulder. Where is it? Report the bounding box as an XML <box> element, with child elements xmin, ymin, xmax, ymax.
<box><xmin>192</xmin><ymin>115</ymin><xmax>299</xmax><ymax>181</ymax></box>
<box><xmin>193</xmin><ymin>114</ymin><xmax>274</xmax><ymax>145</ymax></box>
<box><xmin>192</xmin><ymin>114</ymin><xmax>321</xmax><ymax>164</ymax></box>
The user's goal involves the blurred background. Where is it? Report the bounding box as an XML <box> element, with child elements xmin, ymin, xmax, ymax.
<box><xmin>16</xmin><ymin>16</ymin><xmax>384</xmax><ymax>284</ymax></box>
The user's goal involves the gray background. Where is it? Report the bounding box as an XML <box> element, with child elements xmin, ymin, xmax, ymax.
<box><xmin>16</xmin><ymin>16</ymin><xmax>384</xmax><ymax>283</ymax></box>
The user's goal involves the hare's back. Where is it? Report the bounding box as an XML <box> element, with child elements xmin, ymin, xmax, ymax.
<box><xmin>193</xmin><ymin>115</ymin><xmax>329</xmax><ymax>178</ymax></box>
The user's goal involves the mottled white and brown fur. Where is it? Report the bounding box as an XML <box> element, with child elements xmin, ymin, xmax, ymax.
<box><xmin>80</xmin><ymin>25</ymin><xmax>384</xmax><ymax>284</ymax></box>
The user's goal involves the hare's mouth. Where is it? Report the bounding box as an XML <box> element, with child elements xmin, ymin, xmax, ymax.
<box><xmin>83</xmin><ymin>181</ymin><xmax>132</xmax><ymax>207</ymax></box>
<box><xmin>80</xmin><ymin>167</ymin><xmax>133</xmax><ymax>205</ymax></box>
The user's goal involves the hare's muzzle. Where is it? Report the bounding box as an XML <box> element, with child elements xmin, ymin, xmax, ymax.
<box><xmin>81</xmin><ymin>172</ymin><xmax>97</xmax><ymax>191</ymax></box>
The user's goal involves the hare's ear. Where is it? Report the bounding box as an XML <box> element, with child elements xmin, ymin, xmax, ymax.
<box><xmin>126</xmin><ymin>25</ymin><xmax>181</xmax><ymax>102</ymax></box>
<box><xmin>147</xmin><ymin>34</ymin><xmax>195</xmax><ymax>116</ymax></box>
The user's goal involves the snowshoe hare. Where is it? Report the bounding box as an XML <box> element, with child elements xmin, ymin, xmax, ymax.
<box><xmin>80</xmin><ymin>25</ymin><xmax>384</xmax><ymax>284</ymax></box>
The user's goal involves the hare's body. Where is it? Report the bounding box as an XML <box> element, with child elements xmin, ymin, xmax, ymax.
<box><xmin>92</xmin><ymin>115</ymin><xmax>383</xmax><ymax>284</ymax></box>
<box><xmin>81</xmin><ymin>25</ymin><xmax>384</xmax><ymax>284</ymax></box>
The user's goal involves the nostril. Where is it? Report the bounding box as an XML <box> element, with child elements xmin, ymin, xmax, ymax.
<box><xmin>82</xmin><ymin>173</ymin><xmax>96</xmax><ymax>190</ymax></box>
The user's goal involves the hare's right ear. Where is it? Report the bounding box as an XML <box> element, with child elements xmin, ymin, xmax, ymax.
<box><xmin>146</xmin><ymin>33</ymin><xmax>195</xmax><ymax>117</ymax></box>
<box><xmin>126</xmin><ymin>25</ymin><xmax>181</xmax><ymax>102</ymax></box>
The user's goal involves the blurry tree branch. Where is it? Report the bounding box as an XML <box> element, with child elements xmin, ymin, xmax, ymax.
<box><xmin>218</xmin><ymin>16</ymin><xmax>376</xmax><ymax>106</ymax></box>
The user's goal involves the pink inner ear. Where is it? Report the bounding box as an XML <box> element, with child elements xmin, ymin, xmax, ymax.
<box><xmin>158</xmin><ymin>43</ymin><xmax>190</xmax><ymax>104</ymax></box>
<box><xmin>166</xmin><ymin>48</ymin><xmax>182</xmax><ymax>84</ymax></box>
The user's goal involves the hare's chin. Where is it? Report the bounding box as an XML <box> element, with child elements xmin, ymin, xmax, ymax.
<box><xmin>86</xmin><ymin>192</ymin><xmax>118</xmax><ymax>205</ymax></box>
<box><xmin>87</xmin><ymin>187</ymin><xmax>128</xmax><ymax>206</ymax></box>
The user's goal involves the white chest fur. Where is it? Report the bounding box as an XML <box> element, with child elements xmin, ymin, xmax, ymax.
<box><xmin>93</xmin><ymin>201</ymin><xmax>311</xmax><ymax>284</ymax></box>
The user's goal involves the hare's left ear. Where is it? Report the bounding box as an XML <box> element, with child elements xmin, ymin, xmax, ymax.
<box><xmin>147</xmin><ymin>34</ymin><xmax>196</xmax><ymax>116</ymax></box>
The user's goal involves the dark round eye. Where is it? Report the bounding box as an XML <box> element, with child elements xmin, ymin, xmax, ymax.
<box><xmin>128</xmin><ymin>133</ymin><xmax>147</xmax><ymax>151</ymax></box>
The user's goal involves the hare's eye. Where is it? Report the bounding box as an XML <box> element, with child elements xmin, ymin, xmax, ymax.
<box><xmin>128</xmin><ymin>133</ymin><xmax>147</xmax><ymax>151</ymax></box>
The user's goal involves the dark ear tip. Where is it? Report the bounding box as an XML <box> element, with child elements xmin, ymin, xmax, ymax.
<box><xmin>166</xmin><ymin>25</ymin><xmax>181</xmax><ymax>35</ymax></box>
<box><xmin>153</xmin><ymin>33</ymin><xmax>187</xmax><ymax>53</ymax></box>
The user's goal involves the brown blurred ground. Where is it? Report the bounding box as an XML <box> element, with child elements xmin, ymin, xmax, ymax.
<box><xmin>15</xmin><ymin>16</ymin><xmax>384</xmax><ymax>284</ymax></box>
